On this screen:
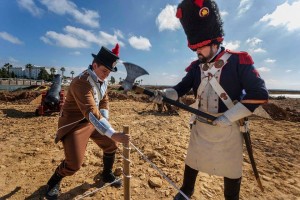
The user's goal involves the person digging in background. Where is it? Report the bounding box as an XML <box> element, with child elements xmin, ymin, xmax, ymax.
<box><xmin>44</xmin><ymin>44</ymin><xmax>130</xmax><ymax>200</ymax></box>
<box><xmin>150</xmin><ymin>0</ymin><xmax>268</xmax><ymax>199</ymax></box>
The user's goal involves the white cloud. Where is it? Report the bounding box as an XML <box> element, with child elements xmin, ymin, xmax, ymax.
<box><xmin>246</xmin><ymin>37</ymin><xmax>262</xmax><ymax>47</ymax></box>
<box><xmin>40</xmin><ymin>0</ymin><xmax>99</xmax><ymax>28</ymax></box>
<box><xmin>238</xmin><ymin>0</ymin><xmax>253</xmax><ymax>15</ymax></box>
<box><xmin>99</xmin><ymin>31</ymin><xmax>125</xmax><ymax>47</ymax></box>
<box><xmin>257</xmin><ymin>67</ymin><xmax>271</xmax><ymax>72</ymax></box>
<box><xmin>40</xmin><ymin>31</ymin><xmax>89</xmax><ymax>48</ymax></box>
<box><xmin>114</xmin><ymin>30</ymin><xmax>124</xmax><ymax>39</ymax></box>
<box><xmin>259</xmin><ymin>1</ymin><xmax>300</xmax><ymax>31</ymax></box>
<box><xmin>251</xmin><ymin>48</ymin><xmax>266</xmax><ymax>54</ymax></box>
<box><xmin>156</xmin><ymin>5</ymin><xmax>181</xmax><ymax>32</ymax></box>
<box><xmin>246</xmin><ymin>37</ymin><xmax>266</xmax><ymax>54</ymax></box>
<box><xmin>0</xmin><ymin>32</ymin><xmax>23</xmax><ymax>45</ymax></box>
<box><xmin>128</xmin><ymin>36</ymin><xmax>151</xmax><ymax>51</ymax></box>
<box><xmin>220</xmin><ymin>10</ymin><xmax>229</xmax><ymax>18</ymax></box>
<box><xmin>264</xmin><ymin>58</ymin><xmax>276</xmax><ymax>63</ymax></box>
<box><xmin>17</xmin><ymin>0</ymin><xmax>43</xmax><ymax>16</ymax></box>
<box><xmin>285</xmin><ymin>70</ymin><xmax>292</xmax><ymax>73</ymax></box>
<box><xmin>8</xmin><ymin>57</ymin><xmax>19</xmax><ymax>63</ymax></box>
<box><xmin>70</xmin><ymin>51</ymin><xmax>81</xmax><ymax>55</ymax></box>
<box><xmin>223</xmin><ymin>40</ymin><xmax>240</xmax><ymax>50</ymax></box>
<box><xmin>41</xmin><ymin>26</ymin><xmax>125</xmax><ymax>48</ymax></box>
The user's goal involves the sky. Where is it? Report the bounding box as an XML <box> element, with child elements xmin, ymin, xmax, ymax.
<box><xmin>1</xmin><ymin>0</ymin><xmax>300</xmax><ymax>90</ymax></box>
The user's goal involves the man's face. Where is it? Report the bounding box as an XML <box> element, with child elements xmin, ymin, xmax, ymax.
<box><xmin>196</xmin><ymin>44</ymin><xmax>217</xmax><ymax>63</ymax></box>
<box><xmin>92</xmin><ymin>63</ymin><xmax>111</xmax><ymax>81</ymax></box>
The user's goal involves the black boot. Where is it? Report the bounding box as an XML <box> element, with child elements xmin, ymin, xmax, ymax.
<box><xmin>174</xmin><ymin>165</ymin><xmax>198</xmax><ymax>200</ymax></box>
<box><xmin>101</xmin><ymin>152</ymin><xmax>122</xmax><ymax>187</ymax></box>
<box><xmin>44</xmin><ymin>171</ymin><xmax>63</xmax><ymax>200</ymax></box>
<box><xmin>224</xmin><ymin>177</ymin><xmax>242</xmax><ymax>200</ymax></box>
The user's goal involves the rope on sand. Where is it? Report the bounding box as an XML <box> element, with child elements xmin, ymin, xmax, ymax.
<box><xmin>74</xmin><ymin>178</ymin><xmax>122</xmax><ymax>200</ymax></box>
<box><xmin>129</xmin><ymin>142</ymin><xmax>190</xmax><ymax>200</ymax></box>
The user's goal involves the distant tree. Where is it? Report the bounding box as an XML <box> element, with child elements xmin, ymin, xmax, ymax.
<box><xmin>38</xmin><ymin>68</ymin><xmax>50</xmax><ymax>81</ymax></box>
<box><xmin>119</xmin><ymin>77</ymin><xmax>122</xmax><ymax>84</ymax></box>
<box><xmin>110</xmin><ymin>76</ymin><xmax>116</xmax><ymax>85</ymax></box>
<box><xmin>4</xmin><ymin>63</ymin><xmax>12</xmax><ymax>76</ymax></box>
<box><xmin>70</xmin><ymin>71</ymin><xmax>75</xmax><ymax>79</ymax></box>
<box><xmin>60</xmin><ymin>67</ymin><xmax>65</xmax><ymax>79</ymax></box>
<box><xmin>49</xmin><ymin>67</ymin><xmax>56</xmax><ymax>80</ymax></box>
<box><xmin>10</xmin><ymin>71</ymin><xmax>16</xmax><ymax>78</ymax></box>
<box><xmin>140</xmin><ymin>79</ymin><xmax>143</xmax><ymax>85</ymax></box>
<box><xmin>25</xmin><ymin>63</ymin><xmax>34</xmax><ymax>79</ymax></box>
<box><xmin>0</xmin><ymin>67</ymin><xmax>8</xmax><ymax>78</ymax></box>
<box><xmin>50</xmin><ymin>67</ymin><xmax>56</xmax><ymax>75</ymax></box>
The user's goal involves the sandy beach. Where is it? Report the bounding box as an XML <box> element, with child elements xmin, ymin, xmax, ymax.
<box><xmin>0</xmin><ymin>88</ymin><xmax>299</xmax><ymax>200</ymax></box>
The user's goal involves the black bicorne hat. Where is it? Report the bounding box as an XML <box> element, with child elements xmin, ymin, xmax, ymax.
<box><xmin>176</xmin><ymin>0</ymin><xmax>224</xmax><ymax>51</ymax></box>
<box><xmin>92</xmin><ymin>44</ymin><xmax>119</xmax><ymax>72</ymax></box>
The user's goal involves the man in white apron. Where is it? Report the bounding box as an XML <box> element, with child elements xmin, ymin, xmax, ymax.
<box><xmin>151</xmin><ymin>0</ymin><xmax>268</xmax><ymax>199</ymax></box>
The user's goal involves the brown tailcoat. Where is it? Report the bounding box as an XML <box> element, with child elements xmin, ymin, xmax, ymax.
<box><xmin>55</xmin><ymin>71</ymin><xmax>109</xmax><ymax>143</ymax></box>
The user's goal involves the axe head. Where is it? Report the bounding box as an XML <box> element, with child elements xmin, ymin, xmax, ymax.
<box><xmin>122</xmin><ymin>62</ymin><xmax>149</xmax><ymax>91</ymax></box>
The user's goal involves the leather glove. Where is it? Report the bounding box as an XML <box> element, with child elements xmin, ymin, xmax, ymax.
<box><xmin>212</xmin><ymin>115</ymin><xmax>232</xmax><ymax>127</ymax></box>
<box><xmin>149</xmin><ymin>90</ymin><xmax>164</xmax><ymax>104</ymax></box>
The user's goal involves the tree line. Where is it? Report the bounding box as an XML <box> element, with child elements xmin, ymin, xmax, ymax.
<box><xmin>0</xmin><ymin>63</ymin><xmax>75</xmax><ymax>81</ymax></box>
<box><xmin>1</xmin><ymin>63</ymin><xmax>144</xmax><ymax>85</ymax></box>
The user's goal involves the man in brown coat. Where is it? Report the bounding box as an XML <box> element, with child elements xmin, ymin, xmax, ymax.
<box><xmin>44</xmin><ymin>44</ymin><xmax>130</xmax><ymax>200</ymax></box>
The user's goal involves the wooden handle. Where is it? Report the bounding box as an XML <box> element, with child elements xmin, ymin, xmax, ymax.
<box><xmin>132</xmin><ymin>85</ymin><xmax>217</xmax><ymax>122</ymax></box>
<box><xmin>123</xmin><ymin>125</ymin><xmax>130</xmax><ymax>200</ymax></box>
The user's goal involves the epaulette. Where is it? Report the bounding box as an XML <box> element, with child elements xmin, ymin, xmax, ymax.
<box><xmin>185</xmin><ymin>59</ymin><xmax>198</xmax><ymax>72</ymax></box>
<box><xmin>226</xmin><ymin>49</ymin><xmax>254</xmax><ymax>65</ymax></box>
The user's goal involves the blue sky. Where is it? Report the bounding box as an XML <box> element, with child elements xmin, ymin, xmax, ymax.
<box><xmin>1</xmin><ymin>0</ymin><xmax>300</xmax><ymax>90</ymax></box>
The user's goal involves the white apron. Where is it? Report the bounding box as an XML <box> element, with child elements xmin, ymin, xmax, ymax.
<box><xmin>185</xmin><ymin>52</ymin><xmax>243</xmax><ymax>179</ymax></box>
<box><xmin>185</xmin><ymin>120</ymin><xmax>243</xmax><ymax>179</ymax></box>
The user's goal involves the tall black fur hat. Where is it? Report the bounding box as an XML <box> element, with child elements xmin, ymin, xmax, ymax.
<box><xmin>176</xmin><ymin>0</ymin><xmax>224</xmax><ymax>51</ymax></box>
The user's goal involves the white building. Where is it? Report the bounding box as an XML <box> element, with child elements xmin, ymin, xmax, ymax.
<box><xmin>8</xmin><ymin>65</ymin><xmax>56</xmax><ymax>79</ymax></box>
<box><xmin>24</xmin><ymin>66</ymin><xmax>44</xmax><ymax>79</ymax></box>
<box><xmin>10</xmin><ymin>67</ymin><xmax>23</xmax><ymax>77</ymax></box>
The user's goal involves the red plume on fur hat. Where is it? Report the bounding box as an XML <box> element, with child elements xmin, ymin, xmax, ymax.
<box><xmin>112</xmin><ymin>43</ymin><xmax>119</xmax><ymax>57</ymax></box>
<box><xmin>176</xmin><ymin>0</ymin><xmax>224</xmax><ymax>51</ymax></box>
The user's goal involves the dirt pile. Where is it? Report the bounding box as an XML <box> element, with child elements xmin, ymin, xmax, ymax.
<box><xmin>262</xmin><ymin>103</ymin><xmax>300</xmax><ymax>122</ymax></box>
<box><xmin>0</xmin><ymin>91</ymin><xmax>41</xmax><ymax>104</ymax></box>
<box><xmin>1</xmin><ymin>89</ymin><xmax>300</xmax><ymax>122</ymax></box>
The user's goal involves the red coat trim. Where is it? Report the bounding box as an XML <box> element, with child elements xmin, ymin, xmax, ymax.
<box><xmin>185</xmin><ymin>59</ymin><xmax>198</xmax><ymax>72</ymax></box>
<box><xmin>226</xmin><ymin>49</ymin><xmax>254</xmax><ymax>65</ymax></box>
<box><xmin>188</xmin><ymin>37</ymin><xmax>223</xmax><ymax>50</ymax></box>
<box><xmin>214</xmin><ymin>50</ymin><xmax>226</xmax><ymax>61</ymax></box>
<box><xmin>194</xmin><ymin>0</ymin><xmax>204</xmax><ymax>7</ymax></box>
<box><xmin>176</xmin><ymin>8</ymin><xmax>182</xmax><ymax>19</ymax></box>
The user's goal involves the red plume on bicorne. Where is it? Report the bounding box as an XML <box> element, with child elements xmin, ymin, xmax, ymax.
<box><xmin>194</xmin><ymin>0</ymin><xmax>204</xmax><ymax>7</ymax></box>
<box><xmin>111</xmin><ymin>43</ymin><xmax>119</xmax><ymax>57</ymax></box>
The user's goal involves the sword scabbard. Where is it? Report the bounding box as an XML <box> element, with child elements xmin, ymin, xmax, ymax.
<box><xmin>241</xmin><ymin>118</ymin><xmax>264</xmax><ymax>192</ymax></box>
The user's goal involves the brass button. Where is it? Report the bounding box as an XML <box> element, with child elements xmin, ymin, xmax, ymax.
<box><xmin>215</xmin><ymin>60</ymin><xmax>224</xmax><ymax>68</ymax></box>
<box><xmin>202</xmin><ymin>63</ymin><xmax>209</xmax><ymax>71</ymax></box>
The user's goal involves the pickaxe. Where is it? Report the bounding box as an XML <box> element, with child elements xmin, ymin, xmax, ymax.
<box><xmin>121</xmin><ymin>62</ymin><xmax>216</xmax><ymax>122</ymax></box>
<box><xmin>121</xmin><ymin>62</ymin><xmax>264</xmax><ymax>191</ymax></box>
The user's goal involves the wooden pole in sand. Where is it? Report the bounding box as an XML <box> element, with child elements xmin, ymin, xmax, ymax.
<box><xmin>123</xmin><ymin>125</ymin><xmax>130</xmax><ymax>200</ymax></box>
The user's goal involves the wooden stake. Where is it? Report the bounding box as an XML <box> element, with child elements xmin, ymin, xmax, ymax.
<box><xmin>123</xmin><ymin>125</ymin><xmax>130</xmax><ymax>200</ymax></box>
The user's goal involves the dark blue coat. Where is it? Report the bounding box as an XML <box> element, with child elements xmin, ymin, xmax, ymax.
<box><xmin>173</xmin><ymin>48</ymin><xmax>269</xmax><ymax>112</ymax></box>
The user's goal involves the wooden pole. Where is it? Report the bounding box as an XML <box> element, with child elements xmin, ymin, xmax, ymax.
<box><xmin>123</xmin><ymin>125</ymin><xmax>130</xmax><ymax>200</ymax></box>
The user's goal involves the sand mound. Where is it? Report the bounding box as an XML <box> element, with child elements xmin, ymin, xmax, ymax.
<box><xmin>1</xmin><ymin>89</ymin><xmax>299</xmax><ymax>122</ymax></box>
<box><xmin>0</xmin><ymin>91</ymin><xmax>41</xmax><ymax>104</ymax></box>
<box><xmin>262</xmin><ymin>103</ymin><xmax>300</xmax><ymax>122</ymax></box>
